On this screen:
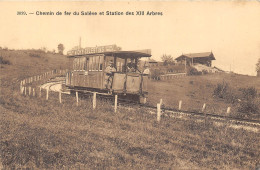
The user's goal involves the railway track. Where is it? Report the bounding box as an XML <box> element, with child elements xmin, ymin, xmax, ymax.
<box><xmin>118</xmin><ymin>100</ymin><xmax>260</xmax><ymax>127</ymax></box>
<box><xmin>40</xmin><ymin>79</ymin><xmax>260</xmax><ymax>127</ymax></box>
<box><xmin>76</xmin><ymin>93</ymin><xmax>260</xmax><ymax>127</ymax></box>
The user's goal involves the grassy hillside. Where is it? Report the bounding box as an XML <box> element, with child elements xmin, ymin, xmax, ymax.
<box><xmin>0</xmin><ymin>49</ymin><xmax>259</xmax><ymax>169</ymax></box>
<box><xmin>0</xmin><ymin>49</ymin><xmax>70</xmax><ymax>80</ymax></box>
<box><xmin>148</xmin><ymin>73</ymin><xmax>260</xmax><ymax>119</ymax></box>
<box><xmin>0</xmin><ymin>90</ymin><xmax>259</xmax><ymax>169</ymax></box>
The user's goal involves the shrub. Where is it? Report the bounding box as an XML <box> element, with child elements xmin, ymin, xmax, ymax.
<box><xmin>0</xmin><ymin>56</ymin><xmax>11</xmax><ymax>65</ymax></box>
<box><xmin>187</xmin><ymin>67</ymin><xmax>201</xmax><ymax>75</ymax></box>
<box><xmin>214</xmin><ymin>83</ymin><xmax>259</xmax><ymax>115</ymax></box>
<box><xmin>202</xmin><ymin>70</ymin><xmax>208</xmax><ymax>75</ymax></box>
<box><xmin>239</xmin><ymin>87</ymin><xmax>257</xmax><ymax>100</ymax></box>
<box><xmin>213</xmin><ymin>81</ymin><xmax>229</xmax><ymax>99</ymax></box>
<box><xmin>224</xmin><ymin>88</ymin><xmax>238</xmax><ymax>104</ymax></box>
<box><xmin>237</xmin><ymin>99</ymin><xmax>259</xmax><ymax>115</ymax></box>
<box><xmin>151</xmin><ymin>69</ymin><xmax>165</xmax><ymax>79</ymax></box>
<box><xmin>213</xmin><ymin>81</ymin><xmax>238</xmax><ymax>104</ymax></box>
<box><xmin>29</xmin><ymin>53</ymin><xmax>41</xmax><ymax>58</ymax></box>
<box><xmin>237</xmin><ymin>87</ymin><xmax>259</xmax><ymax>115</ymax></box>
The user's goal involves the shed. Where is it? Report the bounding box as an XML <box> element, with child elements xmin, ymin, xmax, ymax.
<box><xmin>175</xmin><ymin>52</ymin><xmax>215</xmax><ymax>67</ymax></box>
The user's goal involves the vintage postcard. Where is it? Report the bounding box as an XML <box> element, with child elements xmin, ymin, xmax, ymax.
<box><xmin>0</xmin><ymin>1</ymin><xmax>259</xmax><ymax>169</ymax></box>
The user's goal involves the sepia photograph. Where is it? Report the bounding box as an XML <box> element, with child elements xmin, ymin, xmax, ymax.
<box><xmin>0</xmin><ymin>1</ymin><xmax>259</xmax><ymax>169</ymax></box>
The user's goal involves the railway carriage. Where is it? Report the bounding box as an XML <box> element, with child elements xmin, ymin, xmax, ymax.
<box><xmin>65</xmin><ymin>46</ymin><xmax>151</xmax><ymax>103</ymax></box>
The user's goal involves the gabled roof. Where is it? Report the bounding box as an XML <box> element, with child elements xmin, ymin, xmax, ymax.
<box><xmin>176</xmin><ymin>52</ymin><xmax>215</xmax><ymax>60</ymax></box>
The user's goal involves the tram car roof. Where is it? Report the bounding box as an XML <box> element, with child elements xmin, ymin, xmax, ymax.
<box><xmin>68</xmin><ymin>49</ymin><xmax>152</xmax><ymax>58</ymax></box>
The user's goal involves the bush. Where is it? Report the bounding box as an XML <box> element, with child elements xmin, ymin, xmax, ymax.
<box><xmin>213</xmin><ymin>81</ymin><xmax>229</xmax><ymax>99</ymax></box>
<box><xmin>150</xmin><ymin>69</ymin><xmax>165</xmax><ymax>79</ymax></box>
<box><xmin>239</xmin><ymin>87</ymin><xmax>257</xmax><ymax>100</ymax></box>
<box><xmin>237</xmin><ymin>99</ymin><xmax>259</xmax><ymax>115</ymax></box>
<box><xmin>213</xmin><ymin>81</ymin><xmax>238</xmax><ymax>104</ymax></box>
<box><xmin>202</xmin><ymin>70</ymin><xmax>208</xmax><ymax>75</ymax></box>
<box><xmin>214</xmin><ymin>83</ymin><xmax>260</xmax><ymax>115</ymax></box>
<box><xmin>29</xmin><ymin>53</ymin><xmax>41</xmax><ymax>58</ymax></box>
<box><xmin>187</xmin><ymin>67</ymin><xmax>201</xmax><ymax>75</ymax></box>
<box><xmin>0</xmin><ymin>56</ymin><xmax>11</xmax><ymax>65</ymax></box>
<box><xmin>237</xmin><ymin>87</ymin><xmax>259</xmax><ymax>115</ymax></box>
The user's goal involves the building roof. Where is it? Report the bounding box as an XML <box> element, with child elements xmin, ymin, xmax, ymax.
<box><xmin>176</xmin><ymin>52</ymin><xmax>215</xmax><ymax>60</ymax></box>
<box><xmin>68</xmin><ymin>49</ymin><xmax>151</xmax><ymax>58</ymax></box>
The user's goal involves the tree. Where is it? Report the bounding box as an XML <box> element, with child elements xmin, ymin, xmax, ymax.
<box><xmin>40</xmin><ymin>47</ymin><xmax>47</xmax><ymax>53</ymax></box>
<box><xmin>256</xmin><ymin>58</ymin><xmax>260</xmax><ymax>72</ymax></box>
<box><xmin>161</xmin><ymin>54</ymin><xmax>174</xmax><ymax>66</ymax></box>
<box><xmin>58</xmin><ymin>44</ymin><xmax>65</xmax><ymax>55</ymax></box>
<box><xmin>256</xmin><ymin>58</ymin><xmax>260</xmax><ymax>76</ymax></box>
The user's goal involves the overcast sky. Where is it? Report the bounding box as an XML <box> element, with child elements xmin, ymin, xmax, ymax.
<box><xmin>0</xmin><ymin>1</ymin><xmax>260</xmax><ymax>75</ymax></box>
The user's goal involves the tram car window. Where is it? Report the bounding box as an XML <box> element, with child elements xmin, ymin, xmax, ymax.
<box><xmin>66</xmin><ymin>49</ymin><xmax>151</xmax><ymax>103</ymax></box>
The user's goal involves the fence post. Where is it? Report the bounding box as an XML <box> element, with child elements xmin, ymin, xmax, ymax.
<box><xmin>227</xmin><ymin>107</ymin><xmax>231</xmax><ymax>114</ymax></box>
<box><xmin>93</xmin><ymin>92</ymin><xmax>97</xmax><ymax>110</ymax></box>
<box><xmin>178</xmin><ymin>100</ymin><xmax>182</xmax><ymax>110</ymax></box>
<box><xmin>114</xmin><ymin>95</ymin><xmax>118</xmax><ymax>113</ymax></box>
<box><xmin>24</xmin><ymin>87</ymin><xmax>27</xmax><ymax>95</ymax></box>
<box><xmin>33</xmin><ymin>88</ymin><xmax>35</xmax><ymax>97</ymax></box>
<box><xmin>202</xmin><ymin>103</ymin><xmax>207</xmax><ymax>124</ymax></box>
<box><xmin>46</xmin><ymin>89</ymin><xmax>49</xmax><ymax>100</ymax></box>
<box><xmin>160</xmin><ymin>99</ymin><xmax>163</xmax><ymax>105</ymax></box>
<box><xmin>28</xmin><ymin>87</ymin><xmax>31</xmax><ymax>96</ymax></box>
<box><xmin>59</xmin><ymin>92</ymin><xmax>62</xmax><ymax>103</ymax></box>
<box><xmin>38</xmin><ymin>87</ymin><xmax>41</xmax><ymax>97</ymax></box>
<box><xmin>20</xmin><ymin>86</ymin><xmax>23</xmax><ymax>95</ymax></box>
<box><xmin>157</xmin><ymin>103</ymin><xmax>161</xmax><ymax>122</ymax></box>
<box><xmin>76</xmin><ymin>91</ymin><xmax>79</xmax><ymax>106</ymax></box>
<box><xmin>143</xmin><ymin>97</ymin><xmax>147</xmax><ymax>104</ymax></box>
<box><xmin>20</xmin><ymin>82</ymin><xmax>23</xmax><ymax>94</ymax></box>
<box><xmin>202</xmin><ymin>103</ymin><xmax>206</xmax><ymax>112</ymax></box>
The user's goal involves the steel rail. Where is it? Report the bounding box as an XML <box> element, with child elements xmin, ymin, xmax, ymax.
<box><xmin>41</xmin><ymin>79</ymin><xmax>260</xmax><ymax>126</ymax></box>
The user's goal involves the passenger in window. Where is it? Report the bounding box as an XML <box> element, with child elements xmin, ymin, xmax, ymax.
<box><xmin>127</xmin><ymin>60</ymin><xmax>135</xmax><ymax>72</ymax></box>
<box><xmin>143</xmin><ymin>64</ymin><xmax>150</xmax><ymax>75</ymax></box>
<box><xmin>104</xmin><ymin>61</ymin><xmax>116</xmax><ymax>90</ymax></box>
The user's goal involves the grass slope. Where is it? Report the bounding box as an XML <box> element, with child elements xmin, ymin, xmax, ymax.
<box><xmin>148</xmin><ymin>73</ymin><xmax>260</xmax><ymax>119</ymax></box>
<box><xmin>0</xmin><ymin>49</ymin><xmax>259</xmax><ymax>169</ymax></box>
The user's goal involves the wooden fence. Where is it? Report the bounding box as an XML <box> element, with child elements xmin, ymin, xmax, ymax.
<box><xmin>20</xmin><ymin>69</ymin><xmax>68</xmax><ymax>95</ymax></box>
<box><xmin>19</xmin><ymin>69</ymin><xmax>120</xmax><ymax>113</ymax></box>
<box><xmin>156</xmin><ymin>98</ymin><xmax>232</xmax><ymax>123</ymax></box>
<box><xmin>159</xmin><ymin>73</ymin><xmax>187</xmax><ymax>80</ymax></box>
<box><xmin>19</xmin><ymin>69</ymin><xmax>231</xmax><ymax>123</ymax></box>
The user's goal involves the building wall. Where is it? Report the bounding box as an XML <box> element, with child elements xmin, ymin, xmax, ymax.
<box><xmin>177</xmin><ymin>57</ymin><xmax>212</xmax><ymax>67</ymax></box>
<box><xmin>193</xmin><ymin>58</ymin><xmax>212</xmax><ymax>67</ymax></box>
